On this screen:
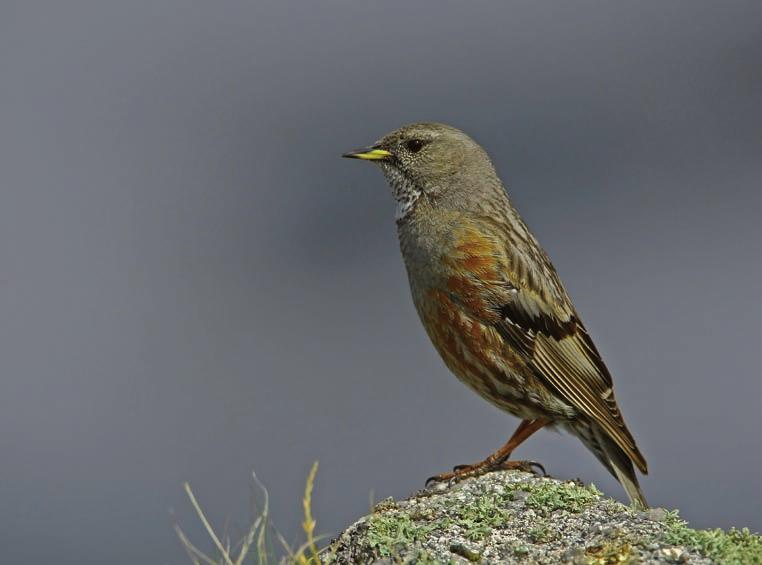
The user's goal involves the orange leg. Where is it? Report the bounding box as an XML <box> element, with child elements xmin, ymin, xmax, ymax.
<box><xmin>426</xmin><ymin>418</ymin><xmax>549</xmax><ymax>486</ymax></box>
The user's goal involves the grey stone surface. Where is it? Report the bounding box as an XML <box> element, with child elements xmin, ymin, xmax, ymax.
<box><xmin>325</xmin><ymin>470</ymin><xmax>758</xmax><ymax>564</ymax></box>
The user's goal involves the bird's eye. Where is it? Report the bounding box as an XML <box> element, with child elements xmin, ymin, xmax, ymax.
<box><xmin>406</xmin><ymin>139</ymin><xmax>425</xmax><ymax>153</ymax></box>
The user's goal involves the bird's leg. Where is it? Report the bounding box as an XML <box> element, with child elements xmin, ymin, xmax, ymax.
<box><xmin>426</xmin><ymin>418</ymin><xmax>549</xmax><ymax>486</ymax></box>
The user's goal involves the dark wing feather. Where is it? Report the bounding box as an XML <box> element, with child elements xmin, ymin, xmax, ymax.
<box><xmin>498</xmin><ymin>297</ymin><xmax>646</xmax><ymax>472</ymax></box>
<box><xmin>448</xmin><ymin>218</ymin><xmax>648</xmax><ymax>474</ymax></box>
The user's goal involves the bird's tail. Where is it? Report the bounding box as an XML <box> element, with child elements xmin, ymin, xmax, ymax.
<box><xmin>574</xmin><ymin>423</ymin><xmax>648</xmax><ymax>509</ymax></box>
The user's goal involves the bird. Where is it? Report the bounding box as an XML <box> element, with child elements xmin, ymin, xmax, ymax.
<box><xmin>342</xmin><ymin>122</ymin><xmax>649</xmax><ymax>507</ymax></box>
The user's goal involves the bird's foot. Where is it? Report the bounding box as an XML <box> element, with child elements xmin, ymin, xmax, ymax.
<box><xmin>425</xmin><ymin>459</ymin><xmax>545</xmax><ymax>488</ymax></box>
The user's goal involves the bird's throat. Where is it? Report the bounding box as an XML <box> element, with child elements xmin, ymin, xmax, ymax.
<box><xmin>382</xmin><ymin>165</ymin><xmax>422</xmax><ymax>222</ymax></box>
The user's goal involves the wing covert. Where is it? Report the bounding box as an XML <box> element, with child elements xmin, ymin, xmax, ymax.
<box><xmin>445</xmin><ymin>220</ymin><xmax>647</xmax><ymax>473</ymax></box>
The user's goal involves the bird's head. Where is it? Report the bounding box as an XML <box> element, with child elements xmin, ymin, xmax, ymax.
<box><xmin>342</xmin><ymin>122</ymin><xmax>500</xmax><ymax>221</ymax></box>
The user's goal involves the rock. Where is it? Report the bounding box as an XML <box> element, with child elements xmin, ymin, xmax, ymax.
<box><xmin>646</xmin><ymin>507</ymin><xmax>670</xmax><ymax>523</ymax></box>
<box><xmin>559</xmin><ymin>546</ymin><xmax>585</xmax><ymax>563</ymax></box>
<box><xmin>324</xmin><ymin>470</ymin><xmax>761</xmax><ymax>564</ymax></box>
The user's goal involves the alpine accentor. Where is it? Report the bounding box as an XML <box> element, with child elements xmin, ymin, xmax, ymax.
<box><xmin>343</xmin><ymin>122</ymin><xmax>648</xmax><ymax>507</ymax></box>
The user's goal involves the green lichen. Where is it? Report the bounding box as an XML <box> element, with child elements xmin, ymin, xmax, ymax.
<box><xmin>363</xmin><ymin>481</ymin><xmax>520</xmax><ymax>556</ymax></box>
<box><xmin>662</xmin><ymin>511</ymin><xmax>762</xmax><ymax>564</ymax></box>
<box><xmin>365</xmin><ymin>512</ymin><xmax>438</xmax><ymax>557</ymax></box>
<box><xmin>513</xmin><ymin>545</ymin><xmax>530</xmax><ymax>557</ymax></box>
<box><xmin>450</xmin><ymin>493</ymin><xmax>513</xmax><ymax>541</ymax></box>
<box><xmin>362</xmin><ymin>477</ymin><xmax>603</xmax><ymax>559</ymax></box>
<box><xmin>351</xmin><ymin>477</ymin><xmax>762</xmax><ymax>564</ymax></box>
<box><xmin>528</xmin><ymin>522</ymin><xmax>553</xmax><ymax>543</ymax></box>
<box><xmin>400</xmin><ymin>548</ymin><xmax>450</xmax><ymax>564</ymax></box>
<box><xmin>525</xmin><ymin>481</ymin><xmax>601</xmax><ymax>515</ymax></box>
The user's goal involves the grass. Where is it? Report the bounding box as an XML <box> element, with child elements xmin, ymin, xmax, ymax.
<box><xmin>175</xmin><ymin>462</ymin><xmax>324</xmax><ymax>565</ymax></box>
<box><xmin>297</xmin><ymin>463</ymin><xmax>320</xmax><ymax>565</ymax></box>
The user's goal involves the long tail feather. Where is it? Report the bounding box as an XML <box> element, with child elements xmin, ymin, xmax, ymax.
<box><xmin>595</xmin><ymin>426</ymin><xmax>648</xmax><ymax>508</ymax></box>
<box><xmin>573</xmin><ymin>422</ymin><xmax>648</xmax><ymax>508</ymax></box>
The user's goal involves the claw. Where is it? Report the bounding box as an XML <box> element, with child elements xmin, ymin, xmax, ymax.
<box><xmin>425</xmin><ymin>469</ymin><xmax>471</xmax><ymax>488</ymax></box>
<box><xmin>528</xmin><ymin>461</ymin><xmax>546</xmax><ymax>476</ymax></box>
<box><xmin>500</xmin><ymin>459</ymin><xmax>546</xmax><ymax>475</ymax></box>
<box><xmin>425</xmin><ymin>475</ymin><xmax>441</xmax><ymax>487</ymax></box>
<box><xmin>426</xmin><ymin>459</ymin><xmax>548</xmax><ymax>488</ymax></box>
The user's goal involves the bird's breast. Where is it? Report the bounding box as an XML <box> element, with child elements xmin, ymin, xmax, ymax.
<box><xmin>398</xmin><ymin>215</ymin><xmax>568</xmax><ymax>419</ymax></box>
<box><xmin>415</xmin><ymin>286</ymin><xmax>537</xmax><ymax>414</ymax></box>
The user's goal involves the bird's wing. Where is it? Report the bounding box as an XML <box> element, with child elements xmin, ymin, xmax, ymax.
<box><xmin>445</xmin><ymin>219</ymin><xmax>647</xmax><ymax>474</ymax></box>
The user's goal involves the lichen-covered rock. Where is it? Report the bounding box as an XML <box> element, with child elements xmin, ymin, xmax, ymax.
<box><xmin>325</xmin><ymin>471</ymin><xmax>761</xmax><ymax>564</ymax></box>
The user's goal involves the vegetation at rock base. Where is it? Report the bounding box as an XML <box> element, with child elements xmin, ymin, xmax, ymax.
<box><xmin>175</xmin><ymin>466</ymin><xmax>762</xmax><ymax>564</ymax></box>
<box><xmin>662</xmin><ymin>510</ymin><xmax>762</xmax><ymax>564</ymax></box>
<box><xmin>326</xmin><ymin>472</ymin><xmax>762</xmax><ymax>564</ymax></box>
<box><xmin>175</xmin><ymin>462</ymin><xmax>323</xmax><ymax>565</ymax></box>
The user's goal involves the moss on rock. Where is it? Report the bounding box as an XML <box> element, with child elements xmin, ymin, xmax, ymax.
<box><xmin>663</xmin><ymin>510</ymin><xmax>762</xmax><ymax>564</ymax></box>
<box><xmin>325</xmin><ymin>470</ymin><xmax>761</xmax><ymax>564</ymax></box>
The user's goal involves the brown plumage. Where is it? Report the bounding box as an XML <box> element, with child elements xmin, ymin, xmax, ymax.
<box><xmin>343</xmin><ymin>122</ymin><xmax>649</xmax><ymax>507</ymax></box>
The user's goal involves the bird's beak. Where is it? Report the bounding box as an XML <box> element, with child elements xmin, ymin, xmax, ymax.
<box><xmin>341</xmin><ymin>147</ymin><xmax>392</xmax><ymax>161</ymax></box>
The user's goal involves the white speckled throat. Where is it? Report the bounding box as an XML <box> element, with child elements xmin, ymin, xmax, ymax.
<box><xmin>380</xmin><ymin>164</ymin><xmax>422</xmax><ymax>222</ymax></box>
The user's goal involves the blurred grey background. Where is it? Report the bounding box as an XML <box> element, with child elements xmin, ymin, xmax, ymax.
<box><xmin>1</xmin><ymin>1</ymin><xmax>760</xmax><ymax>562</ymax></box>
